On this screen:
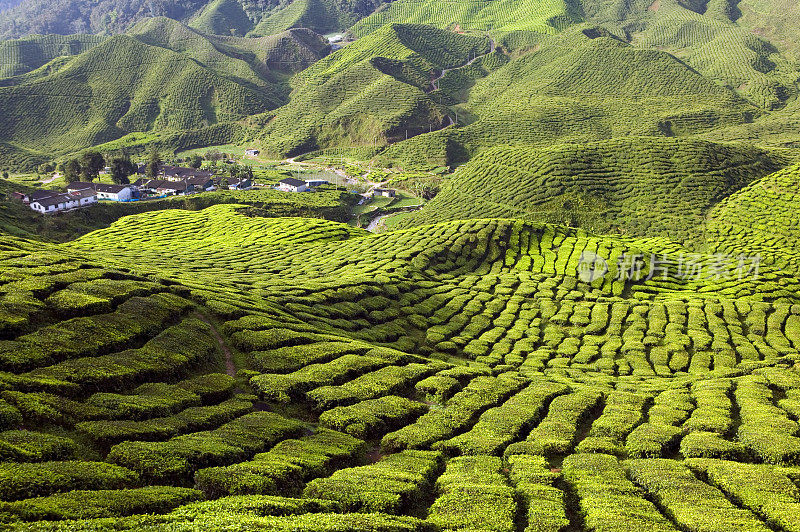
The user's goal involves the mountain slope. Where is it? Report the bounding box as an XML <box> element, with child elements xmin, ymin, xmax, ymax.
<box><xmin>705</xmin><ymin>163</ymin><xmax>800</xmax><ymax>273</ymax></box>
<box><xmin>0</xmin><ymin>18</ymin><xmax>329</xmax><ymax>162</ymax></box>
<box><xmin>0</xmin><ymin>34</ymin><xmax>104</xmax><ymax>78</ymax></box>
<box><xmin>257</xmin><ymin>23</ymin><xmax>490</xmax><ymax>156</ymax></box>
<box><xmin>0</xmin><ymin>0</ymin><xmax>389</xmax><ymax>40</ymax></box>
<box><xmin>377</xmin><ymin>27</ymin><xmax>758</xmax><ymax>166</ymax></box>
<box><xmin>393</xmin><ymin>137</ymin><xmax>785</xmax><ymax>245</ymax></box>
<box><xmin>351</xmin><ymin>0</ymin><xmax>581</xmax><ymax>37</ymax></box>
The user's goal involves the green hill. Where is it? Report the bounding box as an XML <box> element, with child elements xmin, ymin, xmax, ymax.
<box><xmin>705</xmin><ymin>163</ymin><xmax>800</xmax><ymax>274</ymax></box>
<box><xmin>258</xmin><ymin>23</ymin><xmax>490</xmax><ymax>156</ymax></box>
<box><xmin>393</xmin><ymin>137</ymin><xmax>785</xmax><ymax>244</ymax></box>
<box><xmin>0</xmin><ymin>34</ymin><xmax>104</xmax><ymax>78</ymax></box>
<box><xmin>190</xmin><ymin>0</ymin><xmax>255</xmax><ymax>36</ymax></box>
<box><xmin>376</xmin><ymin>27</ymin><xmax>758</xmax><ymax>167</ymax></box>
<box><xmin>351</xmin><ymin>0</ymin><xmax>581</xmax><ymax>37</ymax></box>
<box><xmin>0</xmin><ymin>205</ymin><xmax>799</xmax><ymax>527</ymax></box>
<box><xmin>0</xmin><ymin>0</ymin><xmax>389</xmax><ymax>40</ymax></box>
<box><xmin>0</xmin><ymin>18</ymin><xmax>330</xmax><ymax>165</ymax></box>
<box><xmin>0</xmin><ymin>196</ymin><xmax>798</xmax><ymax>528</ymax></box>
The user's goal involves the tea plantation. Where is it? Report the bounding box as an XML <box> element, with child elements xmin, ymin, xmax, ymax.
<box><xmin>0</xmin><ymin>196</ymin><xmax>799</xmax><ymax>530</ymax></box>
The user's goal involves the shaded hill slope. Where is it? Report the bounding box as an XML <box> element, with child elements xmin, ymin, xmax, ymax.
<box><xmin>0</xmin><ymin>18</ymin><xmax>329</xmax><ymax>164</ymax></box>
<box><xmin>705</xmin><ymin>162</ymin><xmax>800</xmax><ymax>274</ymax></box>
<box><xmin>0</xmin><ymin>34</ymin><xmax>104</xmax><ymax>78</ymax></box>
<box><xmin>257</xmin><ymin>23</ymin><xmax>490</xmax><ymax>156</ymax></box>
<box><xmin>377</xmin><ymin>27</ymin><xmax>758</xmax><ymax>166</ymax></box>
<box><xmin>392</xmin><ymin>137</ymin><xmax>785</xmax><ymax>245</ymax></box>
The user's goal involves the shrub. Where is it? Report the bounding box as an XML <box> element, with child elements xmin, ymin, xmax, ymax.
<box><xmin>505</xmin><ymin>390</ymin><xmax>602</xmax><ymax>457</ymax></box>
<box><xmin>687</xmin><ymin>459</ymin><xmax>800</xmax><ymax>531</ymax></box>
<box><xmin>382</xmin><ymin>374</ymin><xmax>527</xmax><ymax>451</ymax></box>
<box><xmin>107</xmin><ymin>412</ymin><xmax>305</xmax><ymax>482</ymax></box>
<box><xmin>436</xmin><ymin>380</ymin><xmax>568</xmax><ymax>455</ymax></box>
<box><xmin>626</xmin><ymin>458</ymin><xmax>769</xmax><ymax>532</ymax></box>
<box><xmin>562</xmin><ymin>453</ymin><xmax>675</xmax><ymax>532</ymax></box>
<box><xmin>679</xmin><ymin>431</ymin><xmax>748</xmax><ymax>461</ymax></box>
<box><xmin>0</xmin><ymin>486</ymin><xmax>202</xmax><ymax>521</ymax></box>
<box><xmin>76</xmin><ymin>398</ymin><xmax>254</xmax><ymax>447</ymax></box>
<box><xmin>27</xmin><ymin>318</ymin><xmax>218</xmax><ymax>390</ymax></box>
<box><xmin>250</xmin><ymin>355</ymin><xmax>389</xmax><ymax>403</ymax></box>
<box><xmin>625</xmin><ymin>423</ymin><xmax>683</xmax><ymax>459</ymax></box>
<box><xmin>0</xmin><ymin>430</ymin><xmax>77</xmax><ymax>462</ymax></box>
<box><xmin>319</xmin><ymin>396</ymin><xmax>427</xmax><ymax>439</ymax></box>
<box><xmin>0</xmin><ymin>461</ymin><xmax>138</xmax><ymax>501</ymax></box>
<box><xmin>507</xmin><ymin>455</ymin><xmax>568</xmax><ymax>532</ymax></box>
<box><xmin>307</xmin><ymin>363</ymin><xmax>438</xmax><ymax>410</ymax></box>
<box><xmin>302</xmin><ymin>450</ymin><xmax>443</xmax><ymax>514</ymax></box>
<box><xmin>194</xmin><ymin>429</ymin><xmax>365</xmax><ymax>498</ymax></box>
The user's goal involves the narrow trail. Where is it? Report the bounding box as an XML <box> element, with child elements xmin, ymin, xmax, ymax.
<box><xmin>428</xmin><ymin>38</ymin><xmax>496</xmax><ymax>93</ymax></box>
<box><xmin>366</xmin><ymin>205</ymin><xmax>424</xmax><ymax>232</ymax></box>
<box><xmin>195</xmin><ymin>312</ymin><xmax>237</xmax><ymax>377</ymax></box>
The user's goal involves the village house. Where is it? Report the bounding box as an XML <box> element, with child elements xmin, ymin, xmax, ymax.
<box><xmin>136</xmin><ymin>179</ymin><xmax>191</xmax><ymax>196</ymax></box>
<box><xmin>185</xmin><ymin>176</ymin><xmax>214</xmax><ymax>191</ymax></box>
<box><xmin>245</xmin><ymin>149</ymin><xmax>260</xmax><ymax>156</ymax></box>
<box><xmin>373</xmin><ymin>188</ymin><xmax>396</xmax><ymax>198</ymax></box>
<box><xmin>277</xmin><ymin>178</ymin><xmax>308</xmax><ymax>193</ymax></box>
<box><xmin>305</xmin><ymin>179</ymin><xmax>329</xmax><ymax>188</ymax></box>
<box><xmin>11</xmin><ymin>191</ymin><xmax>28</xmax><ymax>203</ymax></box>
<box><xmin>160</xmin><ymin>165</ymin><xmax>214</xmax><ymax>182</ymax></box>
<box><xmin>226</xmin><ymin>177</ymin><xmax>252</xmax><ymax>190</ymax></box>
<box><xmin>30</xmin><ymin>193</ymin><xmax>78</xmax><ymax>214</ymax></box>
<box><xmin>28</xmin><ymin>189</ymin><xmax>97</xmax><ymax>214</ymax></box>
<box><xmin>67</xmin><ymin>182</ymin><xmax>134</xmax><ymax>202</ymax></box>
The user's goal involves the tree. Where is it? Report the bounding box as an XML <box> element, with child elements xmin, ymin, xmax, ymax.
<box><xmin>205</xmin><ymin>149</ymin><xmax>223</xmax><ymax>162</ymax></box>
<box><xmin>37</xmin><ymin>162</ymin><xmax>54</xmax><ymax>175</ymax></box>
<box><xmin>63</xmin><ymin>159</ymin><xmax>81</xmax><ymax>181</ymax></box>
<box><xmin>188</xmin><ymin>154</ymin><xmax>203</xmax><ymax>169</ymax></box>
<box><xmin>109</xmin><ymin>153</ymin><xmax>137</xmax><ymax>185</ymax></box>
<box><xmin>146</xmin><ymin>146</ymin><xmax>162</xmax><ymax>179</ymax></box>
<box><xmin>218</xmin><ymin>178</ymin><xmax>229</xmax><ymax>190</ymax></box>
<box><xmin>80</xmin><ymin>151</ymin><xmax>105</xmax><ymax>181</ymax></box>
<box><xmin>1</xmin><ymin>171</ymin><xmax>8</xmax><ymax>180</ymax></box>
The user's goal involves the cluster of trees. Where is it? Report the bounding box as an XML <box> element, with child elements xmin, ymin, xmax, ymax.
<box><xmin>52</xmin><ymin>151</ymin><xmax>138</xmax><ymax>184</ymax></box>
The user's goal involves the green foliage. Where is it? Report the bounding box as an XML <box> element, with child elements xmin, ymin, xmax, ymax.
<box><xmin>562</xmin><ymin>453</ymin><xmax>676</xmax><ymax>532</ymax></box>
<box><xmin>395</xmin><ymin>137</ymin><xmax>782</xmax><ymax>245</ymax></box>
<box><xmin>427</xmin><ymin>456</ymin><xmax>517</xmax><ymax>532</ymax></box>
<box><xmin>319</xmin><ymin>395</ymin><xmax>427</xmax><ymax>439</ymax></box>
<box><xmin>0</xmin><ymin>461</ymin><xmax>138</xmax><ymax>501</ymax></box>
<box><xmin>627</xmin><ymin>458</ymin><xmax>769</xmax><ymax>532</ymax></box>
<box><xmin>107</xmin><ymin>412</ymin><xmax>305</xmax><ymax>482</ymax></box>
<box><xmin>688</xmin><ymin>459</ymin><xmax>800</xmax><ymax>531</ymax></box>
<box><xmin>0</xmin><ymin>486</ymin><xmax>202</xmax><ymax>521</ymax></box>
<box><xmin>193</xmin><ymin>428</ymin><xmax>365</xmax><ymax>497</ymax></box>
<box><xmin>303</xmin><ymin>450</ymin><xmax>443</xmax><ymax>513</ymax></box>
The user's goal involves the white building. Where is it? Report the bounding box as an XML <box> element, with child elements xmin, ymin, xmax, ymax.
<box><xmin>67</xmin><ymin>182</ymin><xmax>134</xmax><ymax>201</ymax></box>
<box><xmin>29</xmin><ymin>190</ymin><xmax>96</xmax><ymax>214</ymax></box>
<box><xmin>373</xmin><ymin>188</ymin><xmax>396</xmax><ymax>198</ymax></box>
<box><xmin>245</xmin><ymin>149</ymin><xmax>260</xmax><ymax>156</ymax></box>
<box><xmin>277</xmin><ymin>178</ymin><xmax>309</xmax><ymax>193</ymax></box>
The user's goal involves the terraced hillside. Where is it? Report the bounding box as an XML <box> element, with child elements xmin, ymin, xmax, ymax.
<box><xmin>0</xmin><ymin>18</ymin><xmax>328</xmax><ymax>167</ymax></box>
<box><xmin>393</xmin><ymin>137</ymin><xmax>785</xmax><ymax>244</ymax></box>
<box><xmin>0</xmin><ymin>200</ymin><xmax>800</xmax><ymax>529</ymax></box>
<box><xmin>258</xmin><ymin>24</ymin><xmax>491</xmax><ymax>156</ymax></box>
<box><xmin>0</xmin><ymin>0</ymin><xmax>389</xmax><ymax>39</ymax></box>
<box><xmin>375</xmin><ymin>26</ymin><xmax>762</xmax><ymax>167</ymax></box>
